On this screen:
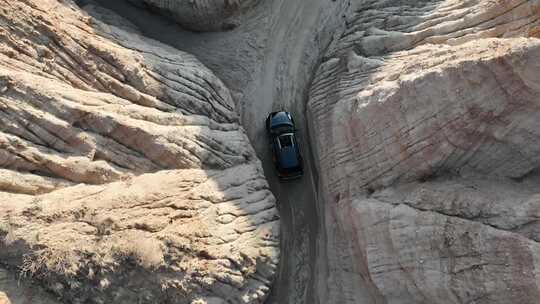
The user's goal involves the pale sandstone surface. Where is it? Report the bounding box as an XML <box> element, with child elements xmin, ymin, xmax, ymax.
<box><xmin>312</xmin><ymin>38</ymin><xmax>540</xmax><ymax>193</ymax></box>
<box><xmin>0</xmin><ymin>292</ymin><xmax>9</xmax><ymax>304</ymax></box>
<box><xmin>308</xmin><ymin>0</ymin><xmax>540</xmax><ymax>303</ymax></box>
<box><xmin>1</xmin><ymin>166</ymin><xmax>278</xmax><ymax>304</ymax></box>
<box><xmin>0</xmin><ymin>1</ymin><xmax>278</xmax><ymax>303</ymax></box>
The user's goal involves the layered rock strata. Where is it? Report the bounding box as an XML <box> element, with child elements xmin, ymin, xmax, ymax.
<box><xmin>127</xmin><ymin>0</ymin><xmax>258</xmax><ymax>31</ymax></box>
<box><xmin>308</xmin><ymin>0</ymin><xmax>540</xmax><ymax>303</ymax></box>
<box><xmin>0</xmin><ymin>1</ymin><xmax>279</xmax><ymax>303</ymax></box>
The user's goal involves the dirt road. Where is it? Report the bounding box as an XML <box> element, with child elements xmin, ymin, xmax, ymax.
<box><xmin>92</xmin><ymin>1</ymin><xmax>349</xmax><ymax>303</ymax></box>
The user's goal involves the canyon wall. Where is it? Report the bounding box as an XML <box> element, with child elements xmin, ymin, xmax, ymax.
<box><xmin>0</xmin><ymin>1</ymin><xmax>278</xmax><ymax>303</ymax></box>
<box><xmin>308</xmin><ymin>0</ymin><xmax>540</xmax><ymax>303</ymax></box>
<box><xmin>126</xmin><ymin>0</ymin><xmax>258</xmax><ymax>31</ymax></box>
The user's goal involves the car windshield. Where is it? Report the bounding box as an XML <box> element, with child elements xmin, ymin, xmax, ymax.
<box><xmin>278</xmin><ymin>133</ymin><xmax>294</xmax><ymax>148</ymax></box>
<box><xmin>271</xmin><ymin>125</ymin><xmax>294</xmax><ymax>134</ymax></box>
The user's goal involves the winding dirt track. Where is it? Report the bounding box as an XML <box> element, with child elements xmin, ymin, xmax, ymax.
<box><xmin>92</xmin><ymin>0</ymin><xmax>349</xmax><ymax>302</ymax></box>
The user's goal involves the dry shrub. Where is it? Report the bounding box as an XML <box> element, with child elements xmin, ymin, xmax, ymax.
<box><xmin>115</xmin><ymin>237</ymin><xmax>164</xmax><ymax>269</ymax></box>
<box><xmin>20</xmin><ymin>248</ymin><xmax>80</xmax><ymax>278</ymax></box>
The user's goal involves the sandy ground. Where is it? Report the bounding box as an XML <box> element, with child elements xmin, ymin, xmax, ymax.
<box><xmin>90</xmin><ymin>0</ymin><xmax>349</xmax><ymax>303</ymax></box>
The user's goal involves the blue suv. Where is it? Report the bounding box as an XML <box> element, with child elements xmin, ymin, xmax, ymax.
<box><xmin>266</xmin><ymin>111</ymin><xmax>303</xmax><ymax>180</ymax></box>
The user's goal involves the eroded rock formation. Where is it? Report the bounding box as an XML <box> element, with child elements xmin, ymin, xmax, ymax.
<box><xmin>308</xmin><ymin>0</ymin><xmax>540</xmax><ymax>303</ymax></box>
<box><xmin>127</xmin><ymin>0</ymin><xmax>258</xmax><ymax>31</ymax></box>
<box><xmin>0</xmin><ymin>1</ymin><xmax>278</xmax><ymax>303</ymax></box>
<box><xmin>2</xmin><ymin>0</ymin><xmax>540</xmax><ymax>303</ymax></box>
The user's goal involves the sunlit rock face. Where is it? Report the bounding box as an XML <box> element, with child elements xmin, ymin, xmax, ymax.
<box><xmin>308</xmin><ymin>0</ymin><xmax>540</xmax><ymax>303</ymax></box>
<box><xmin>0</xmin><ymin>1</ymin><xmax>278</xmax><ymax>304</ymax></box>
<box><xmin>128</xmin><ymin>0</ymin><xmax>258</xmax><ymax>31</ymax></box>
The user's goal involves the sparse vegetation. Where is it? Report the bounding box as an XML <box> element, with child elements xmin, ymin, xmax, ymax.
<box><xmin>0</xmin><ymin>222</ymin><xmax>9</xmax><ymax>236</ymax></box>
<box><xmin>20</xmin><ymin>248</ymin><xmax>80</xmax><ymax>279</ymax></box>
<box><xmin>113</xmin><ymin>237</ymin><xmax>164</xmax><ymax>270</ymax></box>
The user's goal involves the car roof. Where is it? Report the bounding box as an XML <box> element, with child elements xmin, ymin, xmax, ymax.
<box><xmin>270</xmin><ymin>111</ymin><xmax>294</xmax><ymax>129</ymax></box>
<box><xmin>279</xmin><ymin>146</ymin><xmax>300</xmax><ymax>169</ymax></box>
<box><xmin>275</xmin><ymin>133</ymin><xmax>299</xmax><ymax>169</ymax></box>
